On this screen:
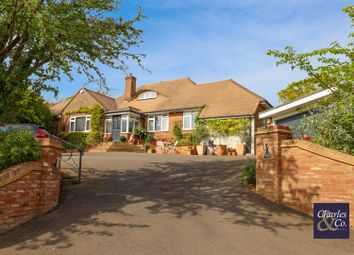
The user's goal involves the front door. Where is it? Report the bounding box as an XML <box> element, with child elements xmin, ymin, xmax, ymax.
<box><xmin>112</xmin><ymin>115</ymin><xmax>121</xmax><ymax>142</ymax></box>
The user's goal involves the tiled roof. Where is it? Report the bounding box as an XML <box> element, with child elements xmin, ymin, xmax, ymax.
<box><xmin>50</xmin><ymin>98</ymin><xmax>71</xmax><ymax>116</ymax></box>
<box><xmin>51</xmin><ymin>78</ymin><xmax>269</xmax><ymax>118</ymax></box>
<box><xmin>116</xmin><ymin>78</ymin><xmax>267</xmax><ymax>118</ymax></box>
<box><xmin>50</xmin><ymin>88</ymin><xmax>116</xmax><ymax>115</ymax></box>
<box><xmin>85</xmin><ymin>89</ymin><xmax>116</xmax><ymax>110</ymax></box>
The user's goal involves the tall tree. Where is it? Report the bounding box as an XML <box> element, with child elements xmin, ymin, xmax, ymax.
<box><xmin>267</xmin><ymin>6</ymin><xmax>353</xmax><ymax>154</ymax></box>
<box><xmin>0</xmin><ymin>0</ymin><xmax>144</xmax><ymax>120</ymax></box>
<box><xmin>267</xmin><ymin>6</ymin><xmax>353</xmax><ymax>104</ymax></box>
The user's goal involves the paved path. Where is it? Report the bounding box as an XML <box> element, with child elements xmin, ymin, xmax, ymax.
<box><xmin>0</xmin><ymin>152</ymin><xmax>353</xmax><ymax>255</ymax></box>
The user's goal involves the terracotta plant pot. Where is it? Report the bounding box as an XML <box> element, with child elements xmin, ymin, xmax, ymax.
<box><xmin>196</xmin><ymin>144</ymin><xmax>206</xmax><ymax>156</ymax></box>
<box><xmin>228</xmin><ymin>151</ymin><xmax>237</xmax><ymax>156</ymax></box>
<box><xmin>236</xmin><ymin>144</ymin><xmax>246</xmax><ymax>156</ymax></box>
<box><xmin>216</xmin><ymin>145</ymin><xmax>227</xmax><ymax>156</ymax></box>
<box><xmin>147</xmin><ymin>148</ymin><xmax>156</xmax><ymax>154</ymax></box>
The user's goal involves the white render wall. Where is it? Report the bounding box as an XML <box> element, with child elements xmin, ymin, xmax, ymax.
<box><xmin>201</xmin><ymin>117</ymin><xmax>255</xmax><ymax>154</ymax></box>
<box><xmin>201</xmin><ymin>136</ymin><xmax>243</xmax><ymax>149</ymax></box>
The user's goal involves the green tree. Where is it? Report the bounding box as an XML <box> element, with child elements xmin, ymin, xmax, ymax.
<box><xmin>267</xmin><ymin>6</ymin><xmax>354</xmax><ymax>154</ymax></box>
<box><xmin>0</xmin><ymin>0</ymin><xmax>144</xmax><ymax>119</ymax></box>
<box><xmin>267</xmin><ymin>6</ymin><xmax>353</xmax><ymax>103</ymax></box>
<box><xmin>0</xmin><ymin>88</ymin><xmax>54</xmax><ymax>131</ymax></box>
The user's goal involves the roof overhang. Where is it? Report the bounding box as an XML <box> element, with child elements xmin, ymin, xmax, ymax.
<box><xmin>105</xmin><ymin>107</ymin><xmax>141</xmax><ymax>115</ymax></box>
<box><xmin>259</xmin><ymin>89</ymin><xmax>333</xmax><ymax>120</ymax></box>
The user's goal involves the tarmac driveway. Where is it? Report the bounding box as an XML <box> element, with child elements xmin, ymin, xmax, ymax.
<box><xmin>0</xmin><ymin>152</ymin><xmax>353</xmax><ymax>255</ymax></box>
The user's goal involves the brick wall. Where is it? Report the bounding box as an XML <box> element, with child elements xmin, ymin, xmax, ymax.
<box><xmin>0</xmin><ymin>138</ymin><xmax>63</xmax><ymax>233</ymax></box>
<box><xmin>256</xmin><ymin>125</ymin><xmax>354</xmax><ymax>228</ymax></box>
<box><xmin>142</xmin><ymin>112</ymin><xmax>192</xmax><ymax>140</ymax></box>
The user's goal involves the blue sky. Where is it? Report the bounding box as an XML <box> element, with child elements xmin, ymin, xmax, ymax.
<box><xmin>46</xmin><ymin>0</ymin><xmax>353</xmax><ymax>105</ymax></box>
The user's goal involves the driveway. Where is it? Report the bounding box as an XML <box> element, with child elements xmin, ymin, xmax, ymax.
<box><xmin>0</xmin><ymin>152</ymin><xmax>353</xmax><ymax>255</ymax></box>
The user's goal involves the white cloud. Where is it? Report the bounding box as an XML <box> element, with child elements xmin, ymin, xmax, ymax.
<box><xmin>49</xmin><ymin>0</ymin><xmax>353</xmax><ymax>105</ymax></box>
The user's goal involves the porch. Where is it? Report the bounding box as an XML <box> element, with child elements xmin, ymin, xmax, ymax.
<box><xmin>104</xmin><ymin>109</ymin><xmax>141</xmax><ymax>142</ymax></box>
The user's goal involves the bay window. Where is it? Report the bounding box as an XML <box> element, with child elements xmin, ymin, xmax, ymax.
<box><xmin>147</xmin><ymin>114</ymin><xmax>169</xmax><ymax>132</ymax></box>
<box><xmin>120</xmin><ymin>115</ymin><xmax>140</xmax><ymax>133</ymax></box>
<box><xmin>183</xmin><ymin>111</ymin><xmax>197</xmax><ymax>130</ymax></box>
<box><xmin>69</xmin><ymin>115</ymin><xmax>91</xmax><ymax>132</ymax></box>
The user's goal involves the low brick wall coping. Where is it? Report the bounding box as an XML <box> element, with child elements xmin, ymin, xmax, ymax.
<box><xmin>0</xmin><ymin>161</ymin><xmax>42</xmax><ymax>188</ymax></box>
<box><xmin>256</xmin><ymin>125</ymin><xmax>292</xmax><ymax>135</ymax></box>
<box><xmin>36</xmin><ymin>138</ymin><xmax>63</xmax><ymax>149</ymax></box>
<box><xmin>281</xmin><ymin>139</ymin><xmax>354</xmax><ymax>166</ymax></box>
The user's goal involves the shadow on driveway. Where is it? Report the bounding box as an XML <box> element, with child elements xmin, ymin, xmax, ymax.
<box><xmin>1</xmin><ymin>154</ymin><xmax>345</xmax><ymax>254</ymax></box>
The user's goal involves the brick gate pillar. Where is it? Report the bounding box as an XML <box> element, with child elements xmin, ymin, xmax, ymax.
<box><xmin>255</xmin><ymin>125</ymin><xmax>292</xmax><ymax>203</ymax></box>
<box><xmin>36</xmin><ymin>138</ymin><xmax>64</xmax><ymax>213</ymax></box>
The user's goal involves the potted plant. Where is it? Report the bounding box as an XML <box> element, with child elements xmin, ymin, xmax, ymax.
<box><xmin>228</xmin><ymin>147</ymin><xmax>237</xmax><ymax>156</ymax></box>
<box><xmin>196</xmin><ymin>142</ymin><xmax>207</xmax><ymax>155</ymax></box>
<box><xmin>184</xmin><ymin>133</ymin><xmax>198</xmax><ymax>155</ymax></box>
<box><xmin>134</xmin><ymin>127</ymin><xmax>148</xmax><ymax>142</ymax></box>
<box><xmin>236</xmin><ymin>143</ymin><xmax>246</xmax><ymax>156</ymax></box>
<box><xmin>216</xmin><ymin>144</ymin><xmax>227</xmax><ymax>155</ymax></box>
<box><xmin>145</xmin><ymin>143</ymin><xmax>155</xmax><ymax>153</ymax></box>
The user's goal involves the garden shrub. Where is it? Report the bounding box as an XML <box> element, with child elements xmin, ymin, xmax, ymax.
<box><xmin>300</xmin><ymin>103</ymin><xmax>353</xmax><ymax>155</ymax></box>
<box><xmin>184</xmin><ymin>132</ymin><xmax>201</xmax><ymax>145</ymax></box>
<box><xmin>0</xmin><ymin>129</ymin><xmax>42</xmax><ymax>171</ymax></box>
<box><xmin>60</xmin><ymin>132</ymin><xmax>89</xmax><ymax>149</ymax></box>
<box><xmin>173</xmin><ymin>122</ymin><xmax>183</xmax><ymax>141</ymax></box>
<box><xmin>240</xmin><ymin>163</ymin><xmax>256</xmax><ymax>185</ymax></box>
<box><xmin>134</xmin><ymin>127</ymin><xmax>148</xmax><ymax>139</ymax></box>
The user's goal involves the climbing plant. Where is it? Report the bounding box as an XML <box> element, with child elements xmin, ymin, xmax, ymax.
<box><xmin>199</xmin><ymin>118</ymin><xmax>251</xmax><ymax>142</ymax></box>
<box><xmin>173</xmin><ymin>121</ymin><xmax>183</xmax><ymax>141</ymax></box>
<box><xmin>62</xmin><ymin>105</ymin><xmax>105</xmax><ymax>147</ymax></box>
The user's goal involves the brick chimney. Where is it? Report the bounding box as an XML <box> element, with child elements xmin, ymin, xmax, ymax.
<box><xmin>124</xmin><ymin>75</ymin><xmax>136</xmax><ymax>101</ymax></box>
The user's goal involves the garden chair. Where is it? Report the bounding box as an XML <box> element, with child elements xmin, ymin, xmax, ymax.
<box><xmin>156</xmin><ymin>140</ymin><xmax>166</xmax><ymax>154</ymax></box>
<box><xmin>165</xmin><ymin>140</ymin><xmax>178</xmax><ymax>154</ymax></box>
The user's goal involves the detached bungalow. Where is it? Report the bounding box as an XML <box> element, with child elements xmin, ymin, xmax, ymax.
<box><xmin>51</xmin><ymin>76</ymin><xmax>271</xmax><ymax>154</ymax></box>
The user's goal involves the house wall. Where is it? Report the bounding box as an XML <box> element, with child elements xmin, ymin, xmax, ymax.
<box><xmin>256</xmin><ymin>125</ymin><xmax>354</xmax><ymax>228</ymax></box>
<box><xmin>58</xmin><ymin>90</ymin><xmax>102</xmax><ymax>133</ymax></box>
<box><xmin>141</xmin><ymin>109</ymin><xmax>265</xmax><ymax>155</ymax></box>
<box><xmin>142</xmin><ymin>112</ymin><xmax>192</xmax><ymax>140</ymax></box>
<box><xmin>201</xmin><ymin>136</ymin><xmax>242</xmax><ymax>149</ymax></box>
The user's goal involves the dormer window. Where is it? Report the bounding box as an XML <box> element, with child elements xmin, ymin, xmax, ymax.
<box><xmin>138</xmin><ymin>91</ymin><xmax>157</xmax><ymax>100</ymax></box>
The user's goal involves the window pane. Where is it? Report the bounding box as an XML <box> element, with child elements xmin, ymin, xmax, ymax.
<box><xmin>183</xmin><ymin>116</ymin><xmax>191</xmax><ymax>129</ymax></box>
<box><xmin>75</xmin><ymin>117</ymin><xmax>86</xmax><ymax>131</ymax></box>
<box><xmin>105</xmin><ymin>119</ymin><xmax>112</xmax><ymax>133</ymax></box>
<box><xmin>191</xmin><ymin>112</ymin><xmax>197</xmax><ymax>129</ymax></box>
<box><xmin>121</xmin><ymin>118</ymin><xmax>127</xmax><ymax>132</ymax></box>
<box><xmin>148</xmin><ymin>118</ymin><xmax>154</xmax><ymax>131</ymax></box>
<box><xmin>135</xmin><ymin>119</ymin><xmax>140</xmax><ymax>129</ymax></box>
<box><xmin>155</xmin><ymin>115</ymin><xmax>161</xmax><ymax>131</ymax></box>
<box><xmin>86</xmin><ymin>118</ymin><xmax>91</xmax><ymax>131</ymax></box>
<box><xmin>70</xmin><ymin>121</ymin><xmax>75</xmax><ymax>132</ymax></box>
<box><xmin>129</xmin><ymin>118</ymin><xmax>134</xmax><ymax>133</ymax></box>
<box><xmin>161</xmin><ymin>119</ymin><xmax>167</xmax><ymax>131</ymax></box>
<box><xmin>161</xmin><ymin>116</ymin><xmax>168</xmax><ymax>131</ymax></box>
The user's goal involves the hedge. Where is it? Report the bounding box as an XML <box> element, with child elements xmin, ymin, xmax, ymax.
<box><xmin>0</xmin><ymin>129</ymin><xmax>42</xmax><ymax>171</ymax></box>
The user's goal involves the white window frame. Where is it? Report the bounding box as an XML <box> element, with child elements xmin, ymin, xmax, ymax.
<box><xmin>69</xmin><ymin>115</ymin><xmax>91</xmax><ymax>132</ymax></box>
<box><xmin>183</xmin><ymin>111</ymin><xmax>197</xmax><ymax>130</ymax></box>
<box><xmin>105</xmin><ymin>116</ymin><xmax>112</xmax><ymax>134</ymax></box>
<box><xmin>147</xmin><ymin>114</ymin><xmax>169</xmax><ymax>132</ymax></box>
<box><xmin>120</xmin><ymin>115</ymin><xmax>140</xmax><ymax>134</ymax></box>
<box><xmin>138</xmin><ymin>91</ymin><xmax>157</xmax><ymax>100</ymax></box>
